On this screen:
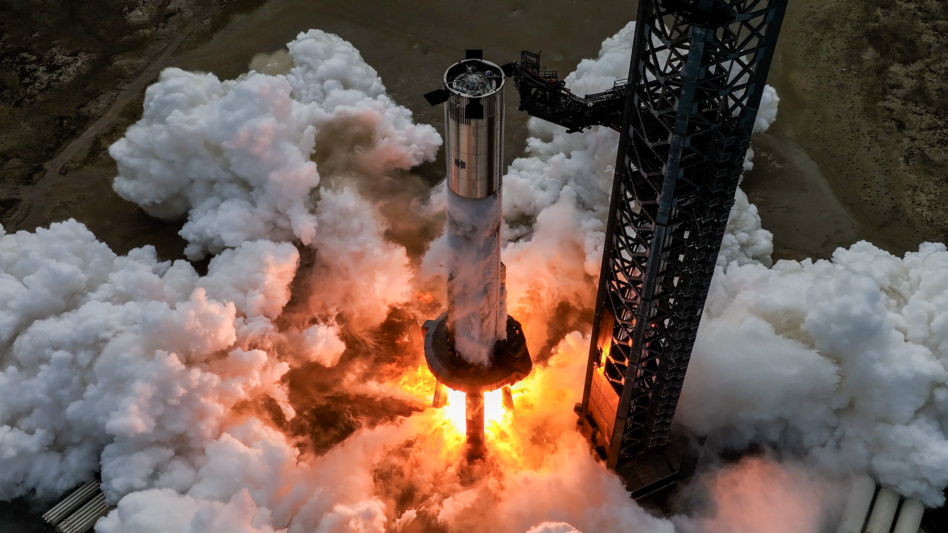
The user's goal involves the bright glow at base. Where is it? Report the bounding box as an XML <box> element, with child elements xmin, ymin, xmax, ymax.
<box><xmin>442</xmin><ymin>388</ymin><xmax>508</xmax><ymax>436</ymax></box>
<box><xmin>484</xmin><ymin>389</ymin><xmax>505</xmax><ymax>427</ymax></box>
<box><xmin>444</xmin><ymin>388</ymin><xmax>467</xmax><ymax>433</ymax></box>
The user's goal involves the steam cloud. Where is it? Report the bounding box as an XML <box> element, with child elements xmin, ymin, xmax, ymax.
<box><xmin>681</xmin><ymin>240</ymin><xmax>948</xmax><ymax>506</ymax></box>
<box><xmin>109</xmin><ymin>30</ymin><xmax>437</xmax><ymax>329</ymax></box>
<box><xmin>1</xmin><ymin>21</ymin><xmax>945</xmax><ymax>533</ymax></box>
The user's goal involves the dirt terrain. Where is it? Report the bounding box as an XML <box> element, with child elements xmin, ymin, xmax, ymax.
<box><xmin>0</xmin><ymin>0</ymin><xmax>633</xmax><ymax>261</ymax></box>
<box><xmin>0</xmin><ymin>0</ymin><xmax>266</xmax><ymax>258</ymax></box>
<box><xmin>744</xmin><ymin>0</ymin><xmax>948</xmax><ymax>259</ymax></box>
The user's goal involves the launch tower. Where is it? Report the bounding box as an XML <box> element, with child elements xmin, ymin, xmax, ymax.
<box><xmin>511</xmin><ymin>0</ymin><xmax>788</xmax><ymax>494</ymax></box>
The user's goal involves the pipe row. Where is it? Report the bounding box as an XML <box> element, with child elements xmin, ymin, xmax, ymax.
<box><xmin>836</xmin><ymin>475</ymin><xmax>925</xmax><ymax>533</ymax></box>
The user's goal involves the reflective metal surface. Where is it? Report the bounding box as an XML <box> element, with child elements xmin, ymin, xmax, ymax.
<box><xmin>443</xmin><ymin>59</ymin><xmax>504</xmax><ymax>199</ymax></box>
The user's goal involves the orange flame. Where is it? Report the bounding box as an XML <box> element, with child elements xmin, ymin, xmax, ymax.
<box><xmin>444</xmin><ymin>388</ymin><xmax>466</xmax><ymax>433</ymax></box>
<box><xmin>441</xmin><ymin>388</ymin><xmax>507</xmax><ymax>435</ymax></box>
<box><xmin>484</xmin><ymin>389</ymin><xmax>505</xmax><ymax>428</ymax></box>
<box><xmin>386</xmin><ymin>331</ymin><xmax>593</xmax><ymax>482</ymax></box>
<box><xmin>415</xmin><ymin>291</ymin><xmax>435</xmax><ymax>304</ymax></box>
<box><xmin>393</xmin><ymin>362</ymin><xmax>526</xmax><ymax>459</ymax></box>
<box><xmin>396</xmin><ymin>364</ymin><xmax>437</xmax><ymax>403</ymax></box>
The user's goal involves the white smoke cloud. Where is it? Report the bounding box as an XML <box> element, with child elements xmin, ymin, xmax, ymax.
<box><xmin>0</xmin><ymin>219</ymin><xmax>413</xmax><ymax>532</ymax></box>
<box><xmin>717</xmin><ymin>187</ymin><xmax>773</xmax><ymax>268</ymax></box>
<box><xmin>673</xmin><ymin>456</ymin><xmax>843</xmax><ymax>533</ymax></box>
<box><xmin>302</xmin><ymin>186</ymin><xmax>413</xmax><ymax>328</ymax></box>
<box><xmin>110</xmin><ymin>29</ymin><xmax>439</xmax><ymax>330</ymax></box>
<box><xmin>0</xmin><ymin>220</ymin><xmax>346</xmax><ymax>504</ymax></box>
<box><xmin>111</xmin><ymin>30</ymin><xmax>439</xmax><ymax>260</ymax></box>
<box><xmin>109</xmin><ymin>68</ymin><xmax>320</xmax><ymax>257</ymax></box>
<box><xmin>97</xmin><ymin>418</ymin><xmax>395</xmax><ymax>533</ymax></box>
<box><xmin>680</xmin><ymin>241</ymin><xmax>948</xmax><ymax>506</ymax></box>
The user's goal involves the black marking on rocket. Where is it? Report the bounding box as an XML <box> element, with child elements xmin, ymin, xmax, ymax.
<box><xmin>424</xmin><ymin>88</ymin><xmax>449</xmax><ymax>106</ymax></box>
<box><xmin>465</xmin><ymin>101</ymin><xmax>484</xmax><ymax>120</ymax></box>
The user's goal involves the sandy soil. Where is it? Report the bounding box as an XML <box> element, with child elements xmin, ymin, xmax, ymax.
<box><xmin>744</xmin><ymin>0</ymin><xmax>948</xmax><ymax>260</ymax></box>
<box><xmin>0</xmin><ymin>0</ymin><xmax>272</xmax><ymax>259</ymax></box>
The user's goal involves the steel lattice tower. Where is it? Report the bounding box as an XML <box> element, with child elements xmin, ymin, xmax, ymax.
<box><xmin>577</xmin><ymin>0</ymin><xmax>788</xmax><ymax>473</ymax></box>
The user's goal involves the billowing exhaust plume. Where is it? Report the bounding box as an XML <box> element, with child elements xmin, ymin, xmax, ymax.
<box><xmin>109</xmin><ymin>30</ymin><xmax>440</xmax><ymax>330</ymax></box>
<box><xmin>682</xmin><ymin>240</ymin><xmax>948</xmax><ymax>506</ymax></box>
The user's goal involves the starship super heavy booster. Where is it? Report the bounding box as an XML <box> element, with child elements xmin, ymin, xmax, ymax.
<box><xmin>423</xmin><ymin>51</ymin><xmax>532</xmax><ymax>457</ymax></box>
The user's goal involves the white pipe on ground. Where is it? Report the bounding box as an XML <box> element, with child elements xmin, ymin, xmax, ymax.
<box><xmin>865</xmin><ymin>487</ymin><xmax>900</xmax><ymax>533</ymax></box>
<box><xmin>892</xmin><ymin>498</ymin><xmax>924</xmax><ymax>533</ymax></box>
<box><xmin>836</xmin><ymin>475</ymin><xmax>877</xmax><ymax>533</ymax></box>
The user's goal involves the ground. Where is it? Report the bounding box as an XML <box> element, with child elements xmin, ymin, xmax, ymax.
<box><xmin>743</xmin><ymin>0</ymin><xmax>948</xmax><ymax>259</ymax></box>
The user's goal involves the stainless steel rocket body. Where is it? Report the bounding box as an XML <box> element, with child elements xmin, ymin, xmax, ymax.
<box><xmin>443</xmin><ymin>60</ymin><xmax>505</xmax><ymax>199</ymax></box>
<box><xmin>423</xmin><ymin>55</ymin><xmax>531</xmax><ymax>460</ymax></box>
<box><xmin>443</xmin><ymin>59</ymin><xmax>507</xmax><ymax>366</ymax></box>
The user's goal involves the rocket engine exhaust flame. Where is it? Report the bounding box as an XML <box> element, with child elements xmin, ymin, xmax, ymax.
<box><xmin>444</xmin><ymin>386</ymin><xmax>509</xmax><ymax>459</ymax></box>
